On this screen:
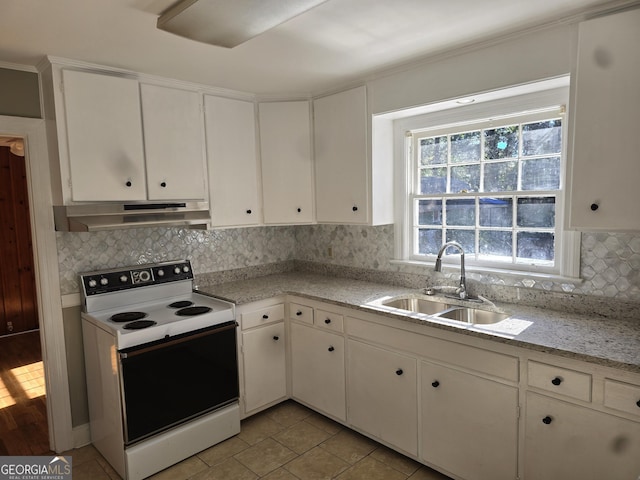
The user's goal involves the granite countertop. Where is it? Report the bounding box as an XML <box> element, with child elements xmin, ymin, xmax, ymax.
<box><xmin>196</xmin><ymin>272</ymin><xmax>640</xmax><ymax>374</ymax></box>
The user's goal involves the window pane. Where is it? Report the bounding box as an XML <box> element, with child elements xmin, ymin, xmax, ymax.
<box><xmin>446</xmin><ymin>199</ymin><xmax>476</xmax><ymax>226</ymax></box>
<box><xmin>517</xmin><ymin>197</ymin><xmax>555</xmax><ymax>228</ymax></box>
<box><xmin>420</xmin><ymin>167</ymin><xmax>447</xmax><ymax>194</ymax></box>
<box><xmin>451</xmin><ymin>164</ymin><xmax>480</xmax><ymax>193</ymax></box>
<box><xmin>450</xmin><ymin>131</ymin><xmax>480</xmax><ymax>163</ymax></box>
<box><xmin>484</xmin><ymin>125</ymin><xmax>519</xmax><ymax>159</ymax></box>
<box><xmin>517</xmin><ymin>232</ymin><xmax>555</xmax><ymax>262</ymax></box>
<box><xmin>418</xmin><ymin>199</ymin><xmax>443</xmax><ymax>225</ymax></box>
<box><xmin>420</xmin><ymin>136</ymin><xmax>448</xmax><ymax>166</ymax></box>
<box><xmin>521</xmin><ymin>157</ymin><xmax>560</xmax><ymax>191</ymax></box>
<box><xmin>480</xmin><ymin>231</ymin><xmax>512</xmax><ymax>258</ymax></box>
<box><xmin>483</xmin><ymin>161</ymin><xmax>518</xmax><ymax>192</ymax></box>
<box><xmin>445</xmin><ymin>229</ymin><xmax>475</xmax><ymax>254</ymax></box>
<box><xmin>479</xmin><ymin>197</ymin><xmax>512</xmax><ymax>227</ymax></box>
<box><xmin>522</xmin><ymin>120</ymin><xmax>562</xmax><ymax>156</ymax></box>
<box><xmin>418</xmin><ymin>229</ymin><xmax>442</xmax><ymax>255</ymax></box>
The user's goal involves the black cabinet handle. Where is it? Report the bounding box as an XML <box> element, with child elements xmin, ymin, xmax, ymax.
<box><xmin>296</xmin><ymin>311</ymin><xmax>302</xmax><ymax>316</ymax></box>
<box><xmin>352</xmin><ymin>206</ymin><xmax>358</xmax><ymax>212</ymax></box>
<box><xmin>432</xmin><ymin>380</ymin><xmax>440</xmax><ymax>388</ymax></box>
<box><xmin>396</xmin><ymin>369</ymin><xmax>403</xmax><ymax>376</ymax></box>
<box><xmin>551</xmin><ymin>377</ymin><xmax>563</xmax><ymax>386</ymax></box>
<box><xmin>262</xmin><ymin>314</ymin><xmax>269</xmax><ymax>319</ymax></box>
<box><xmin>273</xmin><ymin>335</ymin><xmax>279</xmax><ymax>341</ymax></box>
<box><xmin>590</xmin><ymin>203</ymin><xmax>599</xmax><ymax>211</ymax></box>
<box><xmin>297</xmin><ymin>208</ymin><xmax>302</xmax><ymax>213</ymax></box>
<box><xmin>160</xmin><ymin>181</ymin><xmax>167</xmax><ymax>188</ymax></box>
<box><xmin>542</xmin><ymin>416</ymin><xmax>553</xmax><ymax>425</ymax></box>
<box><xmin>636</xmin><ymin>399</ymin><xmax>640</xmax><ymax>408</ymax></box>
<box><xmin>324</xmin><ymin>318</ymin><xmax>331</xmax><ymax>324</ymax></box>
<box><xmin>328</xmin><ymin>346</ymin><xmax>335</xmax><ymax>352</ymax></box>
<box><xmin>126</xmin><ymin>181</ymin><xmax>132</xmax><ymax>187</ymax></box>
<box><xmin>246</xmin><ymin>209</ymin><xmax>252</xmax><ymax>214</ymax></box>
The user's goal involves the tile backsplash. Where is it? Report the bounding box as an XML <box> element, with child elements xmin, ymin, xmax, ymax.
<box><xmin>56</xmin><ymin>224</ymin><xmax>640</xmax><ymax>303</ymax></box>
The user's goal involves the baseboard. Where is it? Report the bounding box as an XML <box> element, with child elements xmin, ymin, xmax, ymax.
<box><xmin>73</xmin><ymin>423</ymin><xmax>91</xmax><ymax>448</ymax></box>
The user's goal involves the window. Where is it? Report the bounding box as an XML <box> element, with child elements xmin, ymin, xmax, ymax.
<box><xmin>393</xmin><ymin>81</ymin><xmax>579</xmax><ymax>279</ymax></box>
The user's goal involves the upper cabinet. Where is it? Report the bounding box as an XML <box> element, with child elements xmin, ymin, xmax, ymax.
<box><xmin>140</xmin><ymin>83</ymin><xmax>206</xmax><ymax>201</ymax></box>
<box><xmin>567</xmin><ymin>8</ymin><xmax>640</xmax><ymax>231</ymax></box>
<box><xmin>259</xmin><ymin>101</ymin><xmax>314</xmax><ymax>224</ymax></box>
<box><xmin>204</xmin><ymin>95</ymin><xmax>260</xmax><ymax>227</ymax></box>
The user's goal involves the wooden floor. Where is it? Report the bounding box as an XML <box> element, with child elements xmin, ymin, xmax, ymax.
<box><xmin>0</xmin><ymin>330</ymin><xmax>50</xmax><ymax>455</ymax></box>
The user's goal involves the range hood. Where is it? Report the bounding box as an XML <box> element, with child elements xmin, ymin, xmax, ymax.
<box><xmin>53</xmin><ymin>202</ymin><xmax>210</xmax><ymax>232</ymax></box>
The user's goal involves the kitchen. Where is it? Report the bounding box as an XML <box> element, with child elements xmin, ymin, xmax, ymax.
<box><xmin>1</xmin><ymin>0</ymin><xmax>640</xmax><ymax>479</ymax></box>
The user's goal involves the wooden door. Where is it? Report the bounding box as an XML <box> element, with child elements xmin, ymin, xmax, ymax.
<box><xmin>0</xmin><ymin>146</ymin><xmax>38</xmax><ymax>335</ymax></box>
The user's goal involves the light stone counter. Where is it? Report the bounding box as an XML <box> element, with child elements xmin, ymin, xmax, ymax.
<box><xmin>197</xmin><ymin>272</ymin><xmax>640</xmax><ymax>374</ymax></box>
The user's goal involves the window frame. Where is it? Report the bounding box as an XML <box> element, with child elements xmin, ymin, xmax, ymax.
<box><xmin>392</xmin><ymin>81</ymin><xmax>581</xmax><ymax>281</ymax></box>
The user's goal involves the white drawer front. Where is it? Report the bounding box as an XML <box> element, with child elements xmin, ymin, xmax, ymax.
<box><xmin>315</xmin><ymin>309</ymin><xmax>344</xmax><ymax>332</ymax></box>
<box><xmin>604</xmin><ymin>379</ymin><xmax>640</xmax><ymax>417</ymax></box>
<box><xmin>289</xmin><ymin>303</ymin><xmax>313</xmax><ymax>325</ymax></box>
<box><xmin>527</xmin><ymin>361</ymin><xmax>592</xmax><ymax>402</ymax></box>
<box><xmin>241</xmin><ymin>303</ymin><xmax>285</xmax><ymax>330</ymax></box>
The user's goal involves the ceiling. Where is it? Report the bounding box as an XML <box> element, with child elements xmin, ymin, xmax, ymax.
<box><xmin>0</xmin><ymin>0</ymin><xmax>637</xmax><ymax>96</ymax></box>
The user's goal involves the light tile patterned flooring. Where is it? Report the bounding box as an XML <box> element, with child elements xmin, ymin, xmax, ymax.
<box><xmin>68</xmin><ymin>400</ymin><xmax>452</xmax><ymax>480</ymax></box>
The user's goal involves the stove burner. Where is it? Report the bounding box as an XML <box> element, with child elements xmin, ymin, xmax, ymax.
<box><xmin>123</xmin><ymin>320</ymin><xmax>157</xmax><ymax>330</ymax></box>
<box><xmin>168</xmin><ymin>300</ymin><xmax>194</xmax><ymax>309</ymax></box>
<box><xmin>111</xmin><ymin>312</ymin><xmax>147</xmax><ymax>323</ymax></box>
<box><xmin>175</xmin><ymin>306</ymin><xmax>213</xmax><ymax>316</ymax></box>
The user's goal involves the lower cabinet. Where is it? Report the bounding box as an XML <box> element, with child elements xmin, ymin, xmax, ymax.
<box><xmin>347</xmin><ymin>339</ymin><xmax>418</xmax><ymax>455</ymax></box>
<box><xmin>242</xmin><ymin>322</ymin><xmax>287</xmax><ymax>413</ymax></box>
<box><xmin>421</xmin><ymin>361</ymin><xmax>519</xmax><ymax>480</ymax></box>
<box><xmin>524</xmin><ymin>392</ymin><xmax>640</xmax><ymax>480</ymax></box>
<box><xmin>290</xmin><ymin>322</ymin><xmax>346</xmax><ymax>421</ymax></box>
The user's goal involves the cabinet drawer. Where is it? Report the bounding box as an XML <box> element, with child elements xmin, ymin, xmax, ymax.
<box><xmin>604</xmin><ymin>379</ymin><xmax>640</xmax><ymax>417</ymax></box>
<box><xmin>315</xmin><ymin>309</ymin><xmax>344</xmax><ymax>332</ymax></box>
<box><xmin>241</xmin><ymin>303</ymin><xmax>285</xmax><ymax>330</ymax></box>
<box><xmin>289</xmin><ymin>303</ymin><xmax>313</xmax><ymax>325</ymax></box>
<box><xmin>527</xmin><ymin>361</ymin><xmax>591</xmax><ymax>402</ymax></box>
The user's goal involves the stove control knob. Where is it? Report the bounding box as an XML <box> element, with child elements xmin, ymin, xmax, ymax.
<box><xmin>183</xmin><ymin>266</ymin><xmax>190</xmax><ymax>273</ymax></box>
<box><xmin>174</xmin><ymin>267</ymin><xmax>181</xmax><ymax>274</ymax></box>
<box><xmin>100</xmin><ymin>277</ymin><xmax>109</xmax><ymax>286</ymax></box>
<box><xmin>88</xmin><ymin>279</ymin><xmax>97</xmax><ymax>288</ymax></box>
<box><xmin>157</xmin><ymin>269</ymin><xmax>165</xmax><ymax>277</ymax></box>
<box><xmin>119</xmin><ymin>275</ymin><xmax>128</xmax><ymax>283</ymax></box>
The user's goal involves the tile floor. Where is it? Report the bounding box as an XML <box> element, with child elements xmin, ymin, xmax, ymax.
<box><xmin>67</xmin><ymin>400</ymin><xmax>453</xmax><ymax>480</ymax></box>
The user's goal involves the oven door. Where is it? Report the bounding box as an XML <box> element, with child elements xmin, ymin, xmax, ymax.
<box><xmin>118</xmin><ymin>321</ymin><xmax>239</xmax><ymax>445</ymax></box>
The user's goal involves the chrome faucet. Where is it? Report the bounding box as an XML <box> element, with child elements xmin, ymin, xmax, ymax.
<box><xmin>434</xmin><ymin>241</ymin><xmax>467</xmax><ymax>300</ymax></box>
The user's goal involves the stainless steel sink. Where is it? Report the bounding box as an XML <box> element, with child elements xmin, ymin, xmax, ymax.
<box><xmin>382</xmin><ymin>297</ymin><xmax>452</xmax><ymax>315</ymax></box>
<box><xmin>436</xmin><ymin>307</ymin><xmax>509</xmax><ymax>325</ymax></box>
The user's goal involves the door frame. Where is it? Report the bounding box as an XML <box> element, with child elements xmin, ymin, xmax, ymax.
<box><xmin>0</xmin><ymin>115</ymin><xmax>73</xmax><ymax>452</ymax></box>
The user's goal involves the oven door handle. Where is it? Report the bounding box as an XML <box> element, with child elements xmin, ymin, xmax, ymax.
<box><xmin>120</xmin><ymin>322</ymin><xmax>237</xmax><ymax>359</ymax></box>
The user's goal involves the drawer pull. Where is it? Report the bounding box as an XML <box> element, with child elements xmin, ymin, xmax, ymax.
<box><xmin>636</xmin><ymin>399</ymin><xmax>640</xmax><ymax>408</ymax></box>
<box><xmin>328</xmin><ymin>346</ymin><xmax>335</xmax><ymax>352</ymax></box>
<box><xmin>246</xmin><ymin>209</ymin><xmax>252</xmax><ymax>214</ymax></box>
<box><xmin>542</xmin><ymin>416</ymin><xmax>553</xmax><ymax>425</ymax></box>
<box><xmin>262</xmin><ymin>314</ymin><xmax>269</xmax><ymax>319</ymax></box>
<box><xmin>551</xmin><ymin>377</ymin><xmax>563</xmax><ymax>386</ymax></box>
<box><xmin>296</xmin><ymin>311</ymin><xmax>303</xmax><ymax>316</ymax></box>
<box><xmin>432</xmin><ymin>380</ymin><xmax>440</xmax><ymax>388</ymax></box>
<box><xmin>324</xmin><ymin>318</ymin><xmax>331</xmax><ymax>324</ymax></box>
<box><xmin>396</xmin><ymin>369</ymin><xmax>403</xmax><ymax>376</ymax></box>
<box><xmin>273</xmin><ymin>336</ymin><xmax>279</xmax><ymax>341</ymax></box>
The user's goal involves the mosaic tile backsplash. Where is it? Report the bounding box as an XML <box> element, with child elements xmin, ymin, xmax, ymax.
<box><xmin>56</xmin><ymin>224</ymin><xmax>640</xmax><ymax>304</ymax></box>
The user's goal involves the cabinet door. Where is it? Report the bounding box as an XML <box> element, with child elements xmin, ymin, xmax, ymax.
<box><xmin>568</xmin><ymin>9</ymin><xmax>640</xmax><ymax>230</ymax></box>
<box><xmin>141</xmin><ymin>84</ymin><xmax>206</xmax><ymax>201</ymax></box>
<box><xmin>347</xmin><ymin>339</ymin><xmax>417</xmax><ymax>455</ymax></box>
<box><xmin>525</xmin><ymin>392</ymin><xmax>640</xmax><ymax>480</ymax></box>
<box><xmin>290</xmin><ymin>323</ymin><xmax>345</xmax><ymax>420</ymax></box>
<box><xmin>62</xmin><ymin>69</ymin><xmax>146</xmax><ymax>201</ymax></box>
<box><xmin>205</xmin><ymin>95</ymin><xmax>260</xmax><ymax>226</ymax></box>
<box><xmin>242</xmin><ymin>322</ymin><xmax>286</xmax><ymax>413</ymax></box>
<box><xmin>259</xmin><ymin>101</ymin><xmax>314</xmax><ymax>224</ymax></box>
<box><xmin>421</xmin><ymin>361</ymin><xmax>518</xmax><ymax>480</ymax></box>
<box><xmin>314</xmin><ymin>86</ymin><xmax>368</xmax><ymax>224</ymax></box>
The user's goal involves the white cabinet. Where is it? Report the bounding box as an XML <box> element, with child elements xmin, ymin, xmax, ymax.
<box><xmin>62</xmin><ymin>69</ymin><xmax>146</xmax><ymax>202</ymax></box>
<box><xmin>524</xmin><ymin>392</ymin><xmax>640</xmax><ymax>480</ymax></box>
<box><xmin>347</xmin><ymin>339</ymin><xmax>418</xmax><ymax>455</ymax></box>
<box><xmin>259</xmin><ymin>101</ymin><xmax>314</xmax><ymax>224</ymax></box>
<box><xmin>421</xmin><ymin>361</ymin><xmax>518</xmax><ymax>480</ymax></box>
<box><xmin>568</xmin><ymin>8</ymin><xmax>640</xmax><ymax>230</ymax></box>
<box><xmin>140</xmin><ymin>84</ymin><xmax>206</xmax><ymax>201</ymax></box>
<box><xmin>239</xmin><ymin>302</ymin><xmax>286</xmax><ymax>415</ymax></box>
<box><xmin>290</xmin><ymin>322</ymin><xmax>346</xmax><ymax>421</ymax></box>
<box><xmin>205</xmin><ymin>95</ymin><xmax>260</xmax><ymax>226</ymax></box>
<box><xmin>314</xmin><ymin>86</ymin><xmax>368</xmax><ymax>224</ymax></box>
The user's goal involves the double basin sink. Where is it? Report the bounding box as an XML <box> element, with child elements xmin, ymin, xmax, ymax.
<box><xmin>380</xmin><ymin>296</ymin><xmax>509</xmax><ymax>325</ymax></box>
